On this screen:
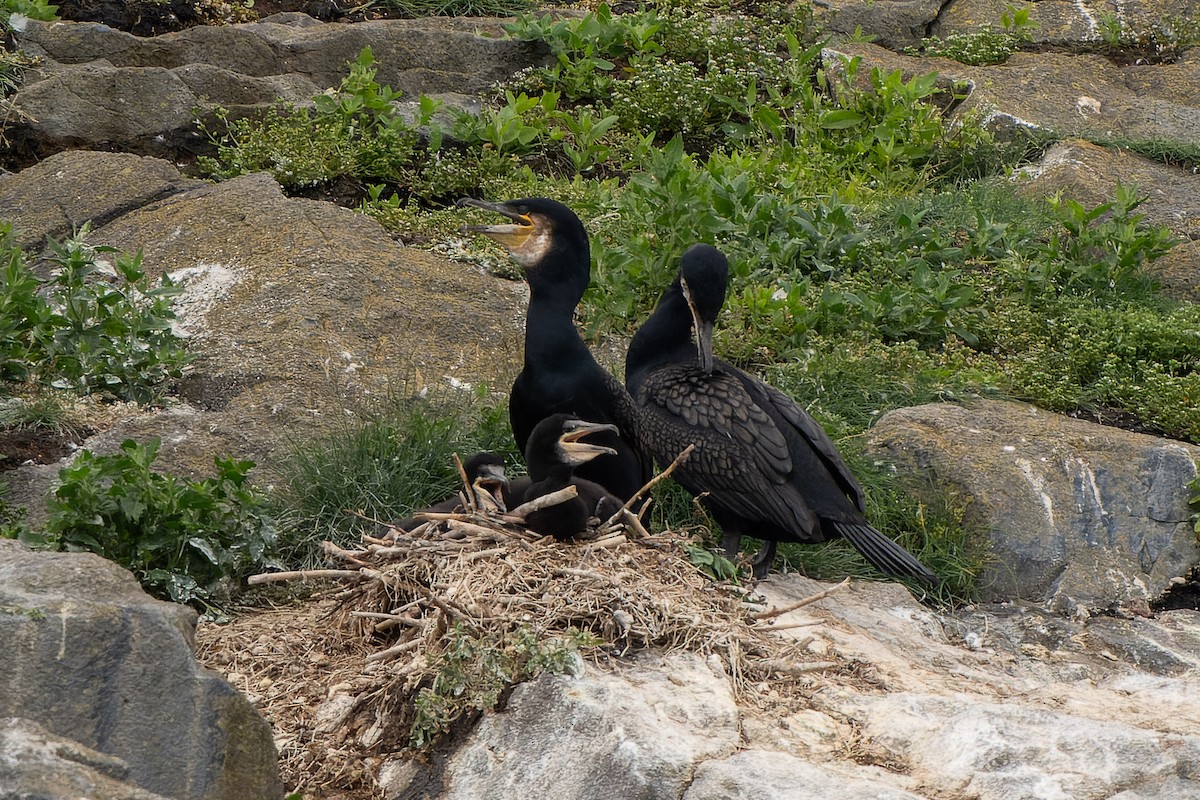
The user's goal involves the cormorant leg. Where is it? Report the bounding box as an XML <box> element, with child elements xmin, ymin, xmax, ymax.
<box><xmin>721</xmin><ymin>530</ymin><xmax>742</xmax><ymax>558</ymax></box>
<box><xmin>750</xmin><ymin>540</ymin><xmax>778</xmax><ymax>580</ymax></box>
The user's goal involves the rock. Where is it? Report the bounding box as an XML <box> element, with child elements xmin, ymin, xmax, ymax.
<box><xmin>0</xmin><ymin>540</ymin><xmax>282</xmax><ymax>800</ymax></box>
<box><xmin>8</xmin><ymin>15</ymin><xmax>544</xmax><ymax>160</ymax></box>
<box><xmin>820</xmin><ymin>0</ymin><xmax>946</xmax><ymax>48</ymax></box>
<box><xmin>0</xmin><ymin>718</ymin><xmax>174</xmax><ymax>800</ymax></box>
<box><xmin>750</xmin><ymin>575</ymin><xmax>1200</xmax><ymax>799</ymax></box>
<box><xmin>864</xmin><ymin>400</ymin><xmax>1200</xmax><ymax>609</ymax></box>
<box><xmin>853</xmin><ymin>693</ymin><xmax>1200</xmax><ymax>799</ymax></box>
<box><xmin>933</xmin><ymin>0</ymin><xmax>1200</xmax><ymax>46</ymax></box>
<box><xmin>0</xmin><ymin>150</ymin><xmax>524</xmax><ymax>509</ymax></box>
<box><xmin>1017</xmin><ymin>138</ymin><xmax>1200</xmax><ymax>298</ymax></box>
<box><xmin>438</xmin><ymin>652</ymin><xmax>740</xmax><ymax>800</ymax></box>
<box><xmin>820</xmin><ymin>42</ymin><xmax>1200</xmax><ymax>147</ymax></box>
<box><xmin>683</xmin><ymin>750</ymin><xmax>926</xmax><ymax>800</ymax></box>
<box><xmin>0</xmin><ymin>150</ymin><xmax>205</xmax><ymax>252</ymax></box>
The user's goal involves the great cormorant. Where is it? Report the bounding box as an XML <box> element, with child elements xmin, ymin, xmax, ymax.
<box><xmin>518</xmin><ymin>413</ymin><xmax>623</xmax><ymax>540</ymax></box>
<box><xmin>392</xmin><ymin>452</ymin><xmax>510</xmax><ymax>532</ymax></box>
<box><xmin>626</xmin><ymin>244</ymin><xmax>938</xmax><ymax>583</ymax></box>
<box><xmin>457</xmin><ymin>197</ymin><xmax>650</xmax><ymax>502</ymax></box>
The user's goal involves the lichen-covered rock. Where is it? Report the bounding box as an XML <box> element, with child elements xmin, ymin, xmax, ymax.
<box><xmin>0</xmin><ymin>540</ymin><xmax>282</xmax><ymax>800</ymax></box>
<box><xmin>0</xmin><ymin>718</ymin><xmax>174</xmax><ymax>800</ymax></box>
<box><xmin>865</xmin><ymin>400</ymin><xmax>1200</xmax><ymax>609</ymax></box>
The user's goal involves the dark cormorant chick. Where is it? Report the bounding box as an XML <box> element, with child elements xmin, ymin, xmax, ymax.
<box><xmin>457</xmin><ymin>197</ymin><xmax>650</xmax><ymax>502</ymax></box>
<box><xmin>626</xmin><ymin>244</ymin><xmax>938</xmax><ymax>584</ymax></box>
<box><xmin>391</xmin><ymin>452</ymin><xmax>509</xmax><ymax>532</ymax></box>
<box><xmin>519</xmin><ymin>413</ymin><xmax>623</xmax><ymax>540</ymax></box>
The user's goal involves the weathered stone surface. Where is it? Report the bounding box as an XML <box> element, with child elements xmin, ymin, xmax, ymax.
<box><xmin>0</xmin><ymin>540</ymin><xmax>282</xmax><ymax>800</ymax></box>
<box><xmin>864</xmin><ymin>400</ymin><xmax>1200</xmax><ymax>609</ymax></box>
<box><xmin>820</xmin><ymin>0</ymin><xmax>946</xmax><ymax>48</ymax></box>
<box><xmin>822</xmin><ymin>42</ymin><xmax>1200</xmax><ymax>145</ymax></box>
<box><xmin>8</xmin><ymin>14</ymin><xmax>542</xmax><ymax>158</ymax></box>
<box><xmin>683</xmin><ymin>750</ymin><xmax>926</xmax><ymax>800</ymax></box>
<box><xmin>934</xmin><ymin>0</ymin><xmax>1200</xmax><ymax>45</ymax></box>
<box><xmin>0</xmin><ymin>151</ymin><xmax>524</xmax><ymax>502</ymax></box>
<box><xmin>437</xmin><ymin>652</ymin><xmax>740</xmax><ymax>800</ymax></box>
<box><xmin>1017</xmin><ymin>138</ymin><xmax>1200</xmax><ymax>297</ymax></box>
<box><xmin>0</xmin><ymin>150</ymin><xmax>204</xmax><ymax>251</ymax></box>
<box><xmin>0</xmin><ymin>718</ymin><xmax>174</xmax><ymax>800</ymax></box>
<box><xmin>853</xmin><ymin>693</ymin><xmax>1200</xmax><ymax>799</ymax></box>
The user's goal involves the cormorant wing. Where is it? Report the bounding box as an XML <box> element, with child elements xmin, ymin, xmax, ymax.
<box><xmin>739</xmin><ymin>373</ymin><xmax>867</xmax><ymax>512</ymax></box>
<box><xmin>638</xmin><ymin>362</ymin><xmax>820</xmax><ymax>533</ymax></box>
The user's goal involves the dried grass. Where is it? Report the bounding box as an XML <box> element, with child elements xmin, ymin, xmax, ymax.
<box><xmin>198</xmin><ymin>466</ymin><xmax>848</xmax><ymax>798</ymax></box>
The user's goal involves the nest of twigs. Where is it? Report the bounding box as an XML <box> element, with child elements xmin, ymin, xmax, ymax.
<box><xmin>237</xmin><ymin>452</ymin><xmax>847</xmax><ymax>790</ymax></box>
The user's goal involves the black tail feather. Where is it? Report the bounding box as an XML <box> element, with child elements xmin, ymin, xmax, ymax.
<box><xmin>832</xmin><ymin>521</ymin><xmax>939</xmax><ymax>586</ymax></box>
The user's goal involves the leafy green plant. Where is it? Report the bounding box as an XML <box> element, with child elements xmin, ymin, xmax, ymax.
<box><xmin>1</xmin><ymin>0</ymin><xmax>58</xmax><ymax>24</ymax></box>
<box><xmin>0</xmin><ymin>223</ymin><xmax>190</xmax><ymax>404</ymax></box>
<box><xmin>410</xmin><ymin>623</ymin><xmax>596</xmax><ymax>747</ymax></box>
<box><xmin>684</xmin><ymin>543</ymin><xmax>740</xmax><ymax>582</ymax></box>
<box><xmin>376</xmin><ymin>0</ymin><xmax>533</xmax><ymax>16</ymax></box>
<box><xmin>201</xmin><ymin>48</ymin><xmax>427</xmax><ymax>190</ymax></box>
<box><xmin>905</xmin><ymin>4</ymin><xmax>1037</xmax><ymax>65</ymax></box>
<box><xmin>450</xmin><ymin>90</ymin><xmax>556</xmax><ymax>156</ymax></box>
<box><xmin>1033</xmin><ymin>183</ymin><xmax>1177</xmax><ymax>297</ymax></box>
<box><xmin>42</xmin><ymin>439</ymin><xmax>280</xmax><ymax>608</ymax></box>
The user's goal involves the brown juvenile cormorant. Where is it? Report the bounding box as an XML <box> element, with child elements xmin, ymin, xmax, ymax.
<box><xmin>391</xmin><ymin>452</ymin><xmax>509</xmax><ymax>532</ymax></box>
<box><xmin>626</xmin><ymin>244</ymin><xmax>938</xmax><ymax>583</ymax></box>
<box><xmin>457</xmin><ymin>197</ymin><xmax>650</xmax><ymax>502</ymax></box>
<box><xmin>518</xmin><ymin>413</ymin><xmax>623</xmax><ymax>540</ymax></box>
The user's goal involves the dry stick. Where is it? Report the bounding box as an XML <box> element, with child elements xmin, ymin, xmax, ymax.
<box><xmin>247</xmin><ymin>569</ymin><xmax>365</xmax><ymax>585</ymax></box>
<box><xmin>750</xmin><ymin>577</ymin><xmax>851</xmax><ymax>621</ymax></box>
<box><xmin>452</xmin><ymin>452</ymin><xmax>475</xmax><ymax>514</ymax></box>
<box><xmin>756</xmin><ymin>659</ymin><xmax>840</xmax><ymax>676</ymax></box>
<box><xmin>464</xmin><ymin>546</ymin><xmax>509</xmax><ymax>562</ymax></box>
<box><xmin>603</xmin><ymin>444</ymin><xmax>695</xmax><ymax>527</ymax></box>
<box><xmin>365</xmin><ymin>637</ymin><xmax>424</xmax><ymax>663</ymax></box>
<box><xmin>504</xmin><ymin>485</ymin><xmax>579</xmax><ymax>520</ymax></box>
<box><xmin>349</xmin><ymin>611</ymin><xmax>427</xmax><ymax>628</ymax></box>
<box><xmin>763</xmin><ymin>619</ymin><xmax>824</xmax><ymax>632</ymax></box>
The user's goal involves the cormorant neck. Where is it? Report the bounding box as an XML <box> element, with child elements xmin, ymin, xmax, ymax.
<box><xmin>627</xmin><ymin>286</ymin><xmax>694</xmax><ymax>381</ymax></box>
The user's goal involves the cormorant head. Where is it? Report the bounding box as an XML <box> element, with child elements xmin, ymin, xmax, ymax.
<box><xmin>678</xmin><ymin>244</ymin><xmax>729</xmax><ymax>375</ymax></box>
<box><xmin>528</xmin><ymin>413</ymin><xmax>619</xmax><ymax>469</ymax></box>
<box><xmin>463</xmin><ymin>452</ymin><xmax>508</xmax><ymax>496</ymax></box>
<box><xmin>457</xmin><ymin>197</ymin><xmax>591</xmax><ymax>297</ymax></box>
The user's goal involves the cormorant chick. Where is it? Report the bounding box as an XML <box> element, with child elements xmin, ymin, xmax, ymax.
<box><xmin>391</xmin><ymin>452</ymin><xmax>509</xmax><ymax>532</ymax></box>
<box><xmin>457</xmin><ymin>197</ymin><xmax>650</xmax><ymax>502</ymax></box>
<box><xmin>519</xmin><ymin>413</ymin><xmax>623</xmax><ymax>540</ymax></box>
<box><xmin>626</xmin><ymin>244</ymin><xmax>938</xmax><ymax>584</ymax></box>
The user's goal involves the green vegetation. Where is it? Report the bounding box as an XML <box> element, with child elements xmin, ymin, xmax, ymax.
<box><xmin>188</xmin><ymin>1</ymin><xmax>1200</xmax><ymax>601</ymax></box>
<box><xmin>411</xmin><ymin>623</ymin><xmax>596</xmax><ymax>746</ymax></box>
<box><xmin>0</xmin><ymin>224</ymin><xmax>191</xmax><ymax>404</ymax></box>
<box><xmin>25</xmin><ymin>439</ymin><xmax>279</xmax><ymax>609</ymax></box>
<box><xmin>7</xmin><ymin>2</ymin><xmax>1196</xmax><ymax>610</ymax></box>
<box><xmin>271</xmin><ymin>388</ymin><xmax>516</xmax><ymax>567</ymax></box>
<box><xmin>905</xmin><ymin>4</ymin><xmax>1037</xmax><ymax>66</ymax></box>
<box><xmin>0</xmin><ymin>0</ymin><xmax>58</xmax><ymax>25</ymax></box>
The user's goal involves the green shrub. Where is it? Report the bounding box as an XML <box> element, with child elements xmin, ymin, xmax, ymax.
<box><xmin>40</xmin><ymin>439</ymin><xmax>280</xmax><ymax>609</ymax></box>
<box><xmin>0</xmin><ymin>223</ymin><xmax>190</xmax><ymax>404</ymax></box>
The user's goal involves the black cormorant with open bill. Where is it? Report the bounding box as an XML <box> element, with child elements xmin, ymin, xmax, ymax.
<box><xmin>391</xmin><ymin>452</ymin><xmax>510</xmax><ymax>532</ymax></box>
<box><xmin>625</xmin><ymin>244</ymin><xmax>938</xmax><ymax>584</ymax></box>
<box><xmin>457</xmin><ymin>197</ymin><xmax>650</xmax><ymax>502</ymax></box>
<box><xmin>519</xmin><ymin>413</ymin><xmax>623</xmax><ymax>540</ymax></box>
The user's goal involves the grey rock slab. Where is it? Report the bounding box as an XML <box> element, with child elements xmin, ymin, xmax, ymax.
<box><xmin>0</xmin><ymin>540</ymin><xmax>282</xmax><ymax>800</ymax></box>
<box><xmin>821</xmin><ymin>42</ymin><xmax>1200</xmax><ymax>145</ymax></box>
<box><xmin>0</xmin><ymin>149</ymin><xmax>204</xmax><ymax>252</ymax></box>
<box><xmin>850</xmin><ymin>692</ymin><xmax>1200</xmax><ymax>800</ymax></box>
<box><xmin>682</xmin><ymin>750</ymin><xmax>929</xmax><ymax>800</ymax></box>
<box><xmin>441</xmin><ymin>652</ymin><xmax>739</xmax><ymax>800</ymax></box>
<box><xmin>820</xmin><ymin>0</ymin><xmax>948</xmax><ymax>48</ymax></box>
<box><xmin>0</xmin><ymin>717</ymin><xmax>174</xmax><ymax>800</ymax></box>
<box><xmin>934</xmin><ymin>0</ymin><xmax>1200</xmax><ymax>45</ymax></box>
<box><xmin>865</xmin><ymin>400</ymin><xmax>1200</xmax><ymax>609</ymax></box>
